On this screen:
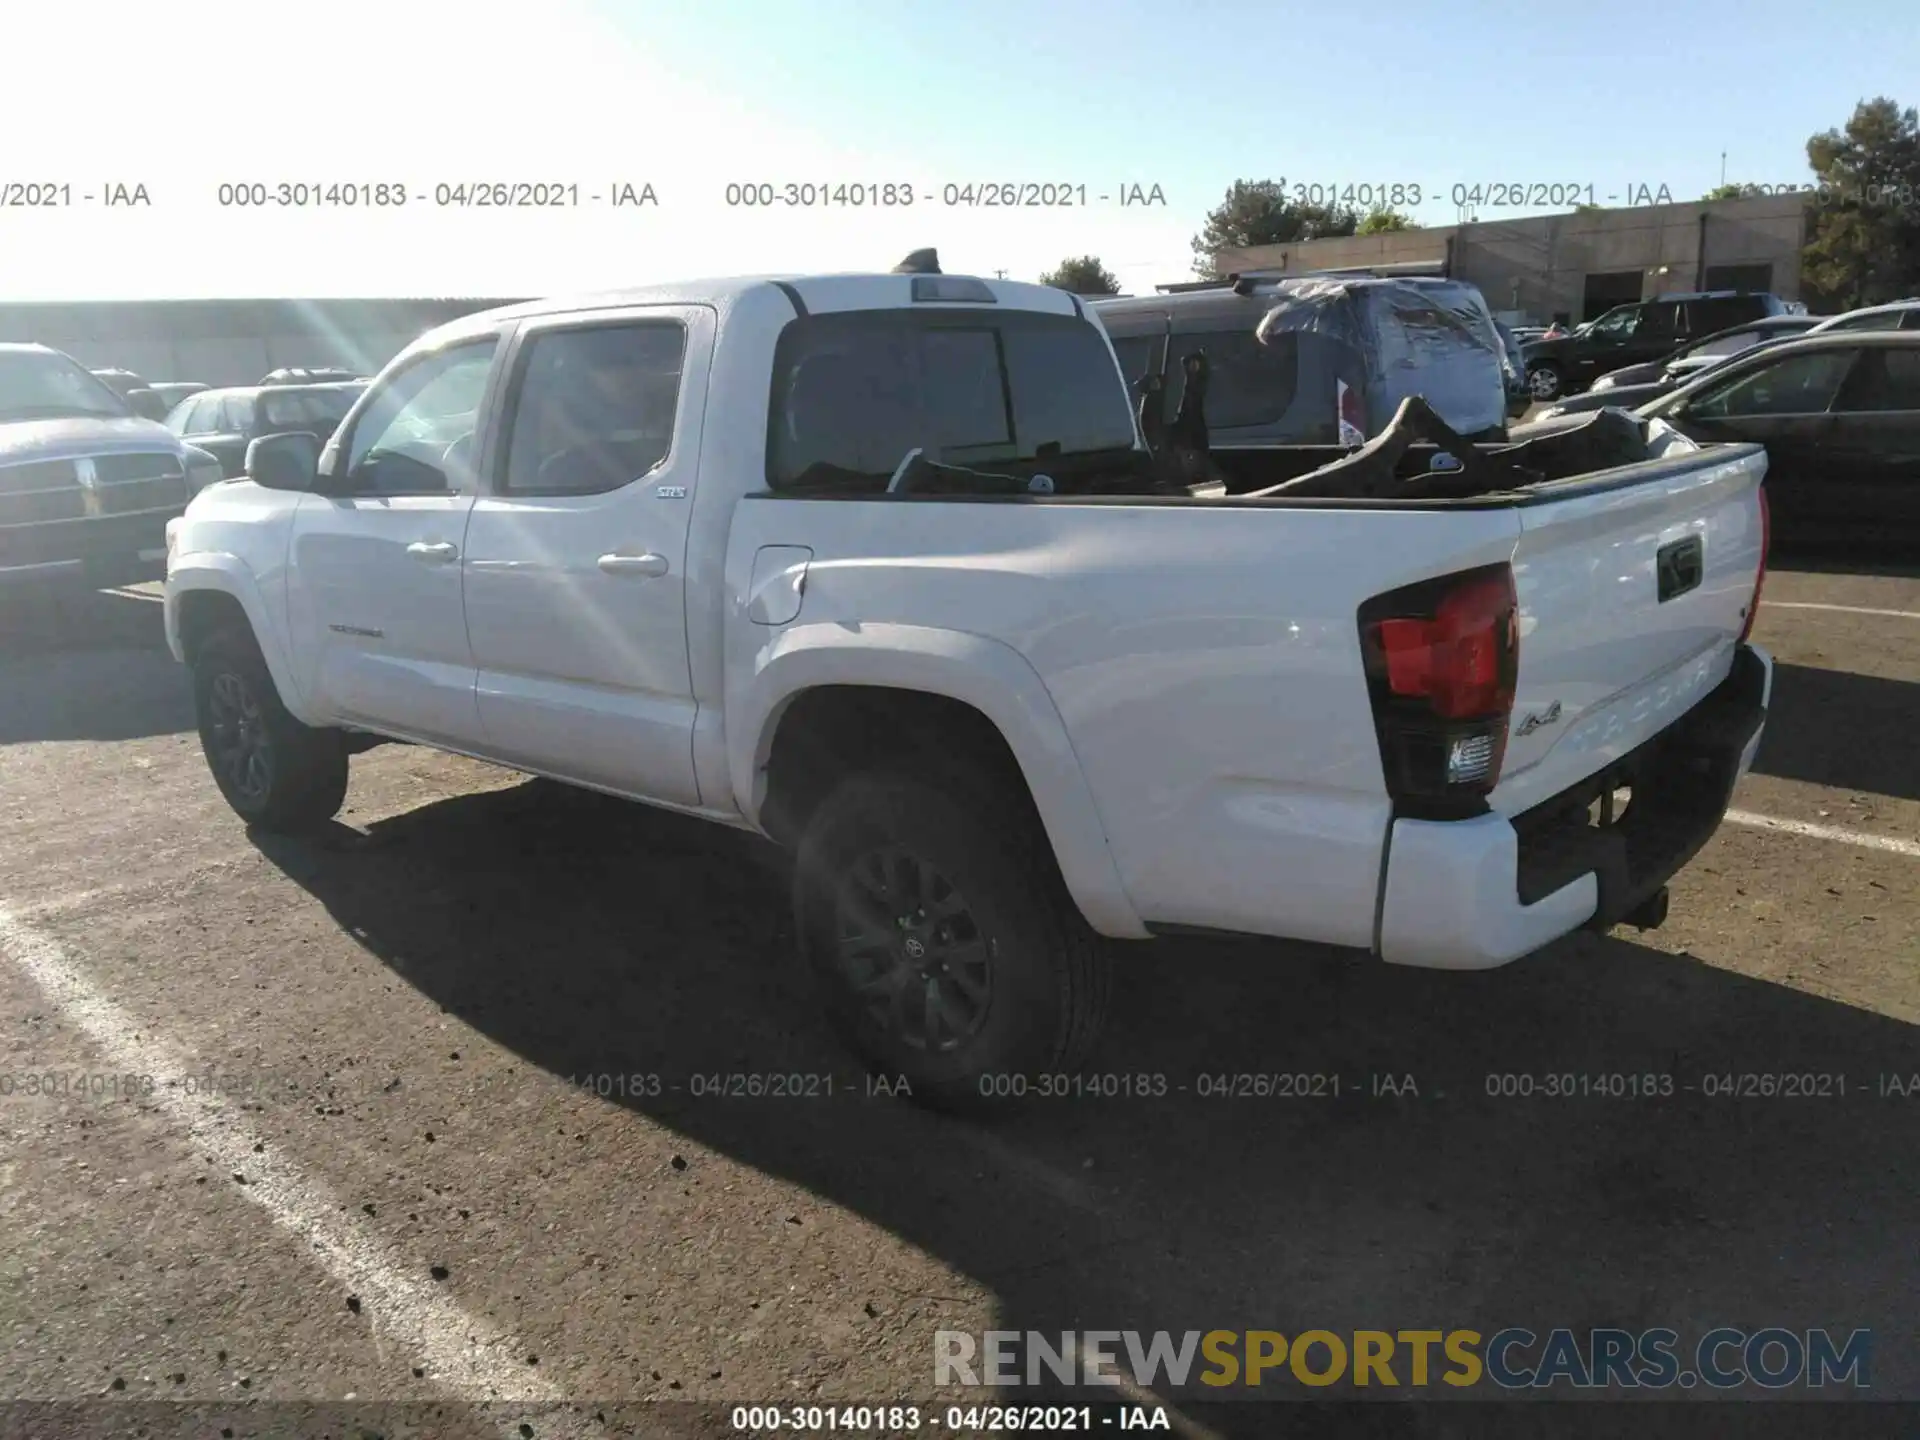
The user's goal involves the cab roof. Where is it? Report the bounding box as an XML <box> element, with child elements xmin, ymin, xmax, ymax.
<box><xmin>418</xmin><ymin>272</ymin><xmax>1086</xmax><ymax>348</ymax></box>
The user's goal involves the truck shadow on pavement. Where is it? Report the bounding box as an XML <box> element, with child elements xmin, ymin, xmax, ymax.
<box><xmin>0</xmin><ymin>588</ymin><xmax>193</xmax><ymax>744</ymax></box>
<box><xmin>1769</xmin><ymin>546</ymin><xmax>1920</xmax><ymax>581</ymax></box>
<box><xmin>1750</xmin><ymin>663</ymin><xmax>1919</xmax><ymax>803</ymax></box>
<box><xmin>257</xmin><ymin>780</ymin><xmax>1920</xmax><ymax>1426</ymax></box>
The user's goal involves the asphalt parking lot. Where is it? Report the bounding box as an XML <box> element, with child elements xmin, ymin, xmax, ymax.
<box><xmin>0</xmin><ymin>561</ymin><xmax>1915</xmax><ymax>1438</ymax></box>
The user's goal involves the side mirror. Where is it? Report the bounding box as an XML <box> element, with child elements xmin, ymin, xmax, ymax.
<box><xmin>245</xmin><ymin>431</ymin><xmax>321</xmax><ymax>492</ymax></box>
<box><xmin>127</xmin><ymin>388</ymin><xmax>170</xmax><ymax>422</ymax></box>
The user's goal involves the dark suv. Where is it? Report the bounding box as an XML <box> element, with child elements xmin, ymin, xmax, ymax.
<box><xmin>1521</xmin><ymin>291</ymin><xmax>1795</xmax><ymax>402</ymax></box>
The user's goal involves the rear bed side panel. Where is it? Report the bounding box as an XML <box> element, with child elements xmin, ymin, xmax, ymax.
<box><xmin>1492</xmin><ymin>444</ymin><xmax>1768</xmax><ymax>817</ymax></box>
<box><xmin>725</xmin><ymin>497</ymin><xmax>1522</xmax><ymax>950</ymax></box>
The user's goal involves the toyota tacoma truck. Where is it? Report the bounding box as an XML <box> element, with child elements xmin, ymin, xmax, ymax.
<box><xmin>2</xmin><ymin>343</ymin><xmax>223</xmax><ymax>591</ymax></box>
<box><xmin>162</xmin><ymin>260</ymin><xmax>1774</xmax><ymax>1110</ymax></box>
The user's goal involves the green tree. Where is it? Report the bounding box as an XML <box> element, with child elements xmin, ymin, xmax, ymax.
<box><xmin>1357</xmin><ymin>208</ymin><xmax>1414</xmax><ymax>234</ymax></box>
<box><xmin>1702</xmin><ymin>182</ymin><xmax>1774</xmax><ymax>201</ymax></box>
<box><xmin>1800</xmin><ymin>96</ymin><xmax>1920</xmax><ymax>309</ymax></box>
<box><xmin>1038</xmin><ymin>255</ymin><xmax>1122</xmax><ymax>295</ymax></box>
<box><xmin>1190</xmin><ymin>179</ymin><xmax>1359</xmax><ymax>277</ymax></box>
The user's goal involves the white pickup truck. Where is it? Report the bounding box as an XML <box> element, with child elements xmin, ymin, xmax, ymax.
<box><xmin>164</xmin><ymin>264</ymin><xmax>1774</xmax><ymax>1110</ymax></box>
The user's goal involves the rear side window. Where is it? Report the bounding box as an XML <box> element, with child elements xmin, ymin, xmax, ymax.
<box><xmin>501</xmin><ymin>321</ymin><xmax>686</xmax><ymax>494</ymax></box>
<box><xmin>1883</xmin><ymin>349</ymin><xmax>1920</xmax><ymax>404</ymax></box>
<box><xmin>1831</xmin><ymin>348</ymin><xmax>1920</xmax><ymax>412</ymax></box>
<box><xmin>1826</xmin><ymin>309</ymin><xmax>1905</xmax><ymax>333</ymax></box>
<box><xmin>767</xmin><ymin>310</ymin><xmax>1136</xmax><ymax>489</ymax></box>
<box><xmin>1160</xmin><ymin>328</ymin><xmax>1299</xmax><ymax>429</ymax></box>
<box><xmin>1637</xmin><ymin>302</ymin><xmax>1681</xmax><ymax>340</ymax></box>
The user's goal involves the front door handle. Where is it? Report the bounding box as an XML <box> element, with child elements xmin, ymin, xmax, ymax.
<box><xmin>598</xmin><ymin>552</ymin><xmax>669</xmax><ymax>578</ymax></box>
<box><xmin>407</xmin><ymin>540</ymin><xmax>459</xmax><ymax>564</ymax></box>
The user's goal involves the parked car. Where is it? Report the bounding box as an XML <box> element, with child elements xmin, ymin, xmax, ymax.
<box><xmin>1</xmin><ymin>343</ymin><xmax>218</xmax><ymax>590</ymax></box>
<box><xmin>260</xmin><ymin>366</ymin><xmax>363</xmax><ymax>385</ymax></box>
<box><xmin>1522</xmin><ymin>292</ymin><xmax>1795</xmax><ymax>401</ymax></box>
<box><xmin>1094</xmin><ymin>274</ymin><xmax>1512</xmax><ymax>446</ymax></box>
<box><xmin>164</xmin><ymin>262</ymin><xmax>1774</xmax><ymax>1109</ymax></box>
<box><xmin>1806</xmin><ymin>299</ymin><xmax>1920</xmax><ymax>335</ymax></box>
<box><xmin>148</xmin><ymin>381</ymin><xmax>209</xmax><ymax>411</ymax></box>
<box><xmin>165</xmin><ymin>381</ymin><xmax>367</xmax><ymax>478</ymax></box>
<box><xmin>88</xmin><ymin>366</ymin><xmax>172</xmax><ymax>421</ymax></box>
<box><xmin>1590</xmin><ymin>315</ymin><xmax>1820</xmax><ymax>391</ymax></box>
<box><xmin>1632</xmin><ymin>330</ymin><xmax>1920</xmax><ymax>545</ymax></box>
<box><xmin>1538</xmin><ymin>316</ymin><xmax>1822</xmax><ymax>418</ymax></box>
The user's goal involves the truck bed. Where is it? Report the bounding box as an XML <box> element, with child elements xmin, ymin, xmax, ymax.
<box><xmin>726</xmin><ymin>417</ymin><xmax>1769</xmax><ymax>952</ymax></box>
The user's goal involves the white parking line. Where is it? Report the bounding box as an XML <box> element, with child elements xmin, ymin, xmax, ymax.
<box><xmin>1765</xmin><ymin>602</ymin><xmax>1920</xmax><ymax>620</ymax></box>
<box><xmin>1725</xmin><ymin>811</ymin><xmax>1920</xmax><ymax>858</ymax></box>
<box><xmin>0</xmin><ymin>906</ymin><xmax>564</xmax><ymax>1414</ymax></box>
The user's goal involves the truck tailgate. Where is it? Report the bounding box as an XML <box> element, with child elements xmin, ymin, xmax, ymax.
<box><xmin>1490</xmin><ymin>441</ymin><xmax>1769</xmax><ymax>817</ymax></box>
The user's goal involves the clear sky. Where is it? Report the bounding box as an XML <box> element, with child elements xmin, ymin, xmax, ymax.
<box><xmin>2</xmin><ymin>0</ymin><xmax>1913</xmax><ymax>300</ymax></box>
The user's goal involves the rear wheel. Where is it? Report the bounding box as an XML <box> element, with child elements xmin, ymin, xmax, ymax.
<box><xmin>192</xmin><ymin>627</ymin><xmax>348</xmax><ymax>831</ymax></box>
<box><xmin>1527</xmin><ymin>362</ymin><xmax>1564</xmax><ymax>402</ymax></box>
<box><xmin>792</xmin><ymin>769</ymin><xmax>1111</xmax><ymax>1113</ymax></box>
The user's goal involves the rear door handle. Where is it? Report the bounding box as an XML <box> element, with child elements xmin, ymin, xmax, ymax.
<box><xmin>406</xmin><ymin>540</ymin><xmax>459</xmax><ymax>564</ymax></box>
<box><xmin>598</xmin><ymin>552</ymin><xmax>669</xmax><ymax>579</ymax></box>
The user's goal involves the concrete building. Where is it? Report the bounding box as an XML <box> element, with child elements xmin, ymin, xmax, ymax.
<box><xmin>0</xmin><ymin>298</ymin><xmax>528</xmax><ymax>387</ymax></box>
<box><xmin>1207</xmin><ymin>192</ymin><xmax>1812</xmax><ymax>324</ymax></box>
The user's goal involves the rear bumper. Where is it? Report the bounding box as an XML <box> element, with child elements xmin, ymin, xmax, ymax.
<box><xmin>1377</xmin><ymin>642</ymin><xmax>1772</xmax><ymax>970</ymax></box>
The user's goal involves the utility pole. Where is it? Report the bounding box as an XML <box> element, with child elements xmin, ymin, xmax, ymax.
<box><xmin>993</xmin><ymin>269</ymin><xmax>1008</xmax><ymax>279</ymax></box>
<box><xmin>1720</xmin><ymin>151</ymin><xmax>1727</xmax><ymax>187</ymax></box>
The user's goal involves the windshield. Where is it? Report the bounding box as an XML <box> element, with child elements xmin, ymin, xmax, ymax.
<box><xmin>0</xmin><ymin>350</ymin><xmax>131</xmax><ymax>421</ymax></box>
<box><xmin>261</xmin><ymin>385</ymin><xmax>363</xmax><ymax>432</ymax></box>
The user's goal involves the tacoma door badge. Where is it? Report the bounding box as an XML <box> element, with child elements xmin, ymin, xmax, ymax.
<box><xmin>1515</xmin><ymin>700</ymin><xmax>1562</xmax><ymax>737</ymax></box>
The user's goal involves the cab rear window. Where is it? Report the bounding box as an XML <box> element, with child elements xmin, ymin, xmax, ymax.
<box><xmin>766</xmin><ymin>309</ymin><xmax>1136</xmax><ymax>490</ymax></box>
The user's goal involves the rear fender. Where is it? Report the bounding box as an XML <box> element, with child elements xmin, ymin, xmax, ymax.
<box><xmin>730</xmin><ymin>622</ymin><xmax>1148</xmax><ymax>939</ymax></box>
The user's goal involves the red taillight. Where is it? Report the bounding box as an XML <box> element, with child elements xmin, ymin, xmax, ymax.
<box><xmin>1375</xmin><ymin>573</ymin><xmax>1517</xmax><ymax>719</ymax></box>
<box><xmin>1359</xmin><ymin>564</ymin><xmax>1520</xmax><ymax>811</ymax></box>
<box><xmin>1739</xmin><ymin>485</ymin><xmax>1769</xmax><ymax>644</ymax></box>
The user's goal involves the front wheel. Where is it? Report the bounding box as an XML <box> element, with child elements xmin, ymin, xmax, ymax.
<box><xmin>1526</xmin><ymin>363</ymin><xmax>1564</xmax><ymax>402</ymax></box>
<box><xmin>192</xmin><ymin>627</ymin><xmax>349</xmax><ymax>831</ymax></box>
<box><xmin>792</xmin><ymin>770</ymin><xmax>1111</xmax><ymax>1113</ymax></box>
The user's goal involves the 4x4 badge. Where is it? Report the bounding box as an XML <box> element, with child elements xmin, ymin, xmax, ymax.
<box><xmin>1515</xmin><ymin>700</ymin><xmax>1562</xmax><ymax>737</ymax></box>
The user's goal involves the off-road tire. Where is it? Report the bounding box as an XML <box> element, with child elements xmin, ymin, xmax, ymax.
<box><xmin>192</xmin><ymin>626</ymin><xmax>348</xmax><ymax>831</ymax></box>
<box><xmin>792</xmin><ymin>767</ymin><xmax>1111</xmax><ymax>1114</ymax></box>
